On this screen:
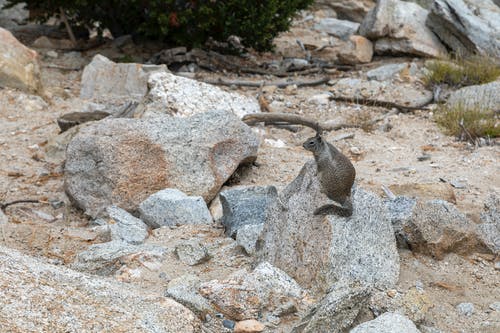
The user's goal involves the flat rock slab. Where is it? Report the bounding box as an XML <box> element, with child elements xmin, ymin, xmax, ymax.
<box><xmin>447</xmin><ymin>81</ymin><xmax>500</xmax><ymax>112</ymax></box>
<box><xmin>258</xmin><ymin>161</ymin><xmax>399</xmax><ymax>291</ymax></box>
<box><xmin>64</xmin><ymin>109</ymin><xmax>259</xmax><ymax>217</ymax></box>
<box><xmin>80</xmin><ymin>54</ymin><xmax>167</xmax><ymax>101</ymax></box>
<box><xmin>136</xmin><ymin>71</ymin><xmax>260</xmax><ymax>118</ymax></box>
<box><xmin>0</xmin><ymin>27</ymin><xmax>43</xmax><ymax>94</ymax></box>
<box><xmin>0</xmin><ymin>245</ymin><xmax>200</xmax><ymax>332</ymax></box>
<box><xmin>331</xmin><ymin>78</ymin><xmax>433</xmax><ymax>108</ymax></box>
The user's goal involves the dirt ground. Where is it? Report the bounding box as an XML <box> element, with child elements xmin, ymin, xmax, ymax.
<box><xmin>0</xmin><ymin>36</ymin><xmax>499</xmax><ymax>332</ymax></box>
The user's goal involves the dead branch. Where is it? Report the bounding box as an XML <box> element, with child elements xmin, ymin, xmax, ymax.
<box><xmin>202</xmin><ymin>76</ymin><xmax>329</xmax><ymax>88</ymax></box>
<box><xmin>1</xmin><ymin>199</ymin><xmax>41</xmax><ymax>212</ymax></box>
<box><xmin>242</xmin><ymin>113</ymin><xmax>361</xmax><ymax>133</ymax></box>
<box><xmin>59</xmin><ymin>7</ymin><xmax>77</xmax><ymax>47</ymax></box>
<box><xmin>330</xmin><ymin>96</ymin><xmax>431</xmax><ymax>112</ymax></box>
<box><xmin>459</xmin><ymin>118</ymin><xmax>477</xmax><ymax>146</ymax></box>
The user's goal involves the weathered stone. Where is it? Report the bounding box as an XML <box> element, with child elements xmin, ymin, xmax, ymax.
<box><xmin>165</xmin><ymin>274</ymin><xmax>214</xmax><ymax>319</ymax></box>
<box><xmin>0</xmin><ymin>246</ymin><xmax>200</xmax><ymax>332</ymax></box>
<box><xmin>0</xmin><ymin>27</ymin><xmax>43</xmax><ymax>94</ymax></box>
<box><xmin>366</xmin><ymin>63</ymin><xmax>408</xmax><ymax>81</ymax></box>
<box><xmin>139</xmin><ymin>189</ymin><xmax>212</xmax><ymax>229</ymax></box>
<box><xmin>477</xmin><ymin>193</ymin><xmax>500</xmax><ymax>254</ymax></box>
<box><xmin>369</xmin><ymin>287</ymin><xmax>433</xmax><ymax>324</ymax></box>
<box><xmin>220</xmin><ymin>185</ymin><xmax>278</xmax><ymax>237</ymax></box>
<box><xmin>456</xmin><ymin>302</ymin><xmax>475</xmax><ymax>316</ymax></box>
<box><xmin>293</xmin><ymin>283</ymin><xmax>371</xmax><ymax>333</ymax></box>
<box><xmin>71</xmin><ymin>240</ymin><xmax>167</xmax><ymax>275</ymax></box>
<box><xmin>175</xmin><ymin>240</ymin><xmax>211</xmax><ymax>266</ymax></box>
<box><xmin>199</xmin><ymin>262</ymin><xmax>305</xmax><ymax>321</ymax></box>
<box><xmin>388</xmin><ymin>183</ymin><xmax>456</xmax><ymax>204</ymax></box>
<box><xmin>80</xmin><ymin>54</ymin><xmax>167</xmax><ymax>101</ymax></box>
<box><xmin>314</xmin><ymin>18</ymin><xmax>360</xmax><ymax>40</ymax></box>
<box><xmin>64</xmin><ymin>109</ymin><xmax>259</xmax><ymax>217</ymax></box>
<box><xmin>106</xmin><ymin>206</ymin><xmax>149</xmax><ymax>245</ymax></box>
<box><xmin>337</xmin><ymin>35</ymin><xmax>374</xmax><ymax>64</ymax></box>
<box><xmin>258</xmin><ymin>161</ymin><xmax>399</xmax><ymax>291</ymax></box>
<box><xmin>330</xmin><ymin>78</ymin><xmax>433</xmax><ymax>108</ymax></box>
<box><xmin>384</xmin><ymin>196</ymin><xmax>417</xmax><ymax>248</ymax></box>
<box><xmin>135</xmin><ymin>71</ymin><xmax>260</xmax><ymax>119</ymax></box>
<box><xmin>234</xmin><ymin>319</ymin><xmax>265</xmax><ymax>333</ymax></box>
<box><xmin>404</xmin><ymin>200</ymin><xmax>488</xmax><ymax>259</ymax></box>
<box><xmin>273</xmin><ymin>27</ymin><xmax>337</xmax><ymax>61</ymax></box>
<box><xmin>447</xmin><ymin>81</ymin><xmax>500</xmax><ymax>113</ymax></box>
<box><xmin>359</xmin><ymin>0</ymin><xmax>447</xmax><ymax>58</ymax></box>
<box><xmin>349</xmin><ymin>312</ymin><xmax>420</xmax><ymax>333</ymax></box>
<box><xmin>0</xmin><ymin>0</ymin><xmax>28</xmax><ymax>29</ymax></box>
<box><xmin>427</xmin><ymin>0</ymin><xmax>500</xmax><ymax>57</ymax></box>
<box><xmin>32</xmin><ymin>36</ymin><xmax>75</xmax><ymax>50</ymax></box>
<box><xmin>236</xmin><ymin>224</ymin><xmax>264</xmax><ymax>255</ymax></box>
<box><xmin>314</xmin><ymin>0</ymin><xmax>376</xmax><ymax>22</ymax></box>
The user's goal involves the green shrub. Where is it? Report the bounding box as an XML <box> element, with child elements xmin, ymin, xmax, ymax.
<box><xmin>424</xmin><ymin>55</ymin><xmax>500</xmax><ymax>88</ymax></box>
<box><xmin>434</xmin><ymin>103</ymin><xmax>499</xmax><ymax>141</ymax></box>
<box><xmin>4</xmin><ymin>0</ymin><xmax>313</xmax><ymax>51</ymax></box>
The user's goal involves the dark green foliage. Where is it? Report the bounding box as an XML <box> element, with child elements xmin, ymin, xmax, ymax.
<box><xmin>4</xmin><ymin>0</ymin><xmax>313</xmax><ymax>51</ymax></box>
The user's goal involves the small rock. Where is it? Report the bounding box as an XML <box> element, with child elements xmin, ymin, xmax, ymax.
<box><xmin>165</xmin><ymin>274</ymin><xmax>214</xmax><ymax>319</ymax></box>
<box><xmin>234</xmin><ymin>319</ymin><xmax>265</xmax><ymax>333</ymax></box>
<box><xmin>350</xmin><ymin>146</ymin><xmax>362</xmax><ymax>155</ymax></box>
<box><xmin>46</xmin><ymin>50</ymin><xmax>58</xmax><ymax>58</ymax></box>
<box><xmin>337</xmin><ymin>35</ymin><xmax>374</xmax><ymax>64</ymax></box>
<box><xmin>222</xmin><ymin>319</ymin><xmax>235</xmax><ymax>329</ymax></box>
<box><xmin>106</xmin><ymin>206</ymin><xmax>149</xmax><ymax>245</ymax></box>
<box><xmin>48</xmin><ymin>199</ymin><xmax>65</xmax><ymax>209</ymax></box>
<box><xmin>489</xmin><ymin>302</ymin><xmax>500</xmax><ymax>312</ymax></box>
<box><xmin>307</xmin><ymin>93</ymin><xmax>332</xmax><ymax>105</ymax></box>
<box><xmin>349</xmin><ymin>312</ymin><xmax>420</xmax><ymax>333</ymax></box>
<box><xmin>199</xmin><ymin>262</ymin><xmax>304</xmax><ymax>320</ymax></box>
<box><xmin>456</xmin><ymin>302</ymin><xmax>474</xmax><ymax>316</ymax></box>
<box><xmin>366</xmin><ymin>63</ymin><xmax>408</xmax><ymax>81</ymax></box>
<box><xmin>419</xmin><ymin>326</ymin><xmax>442</xmax><ymax>333</ymax></box>
<box><xmin>281</xmin><ymin>58</ymin><xmax>310</xmax><ymax>71</ymax></box>
<box><xmin>220</xmin><ymin>185</ymin><xmax>278</xmax><ymax>238</ymax></box>
<box><xmin>294</xmin><ymin>283</ymin><xmax>370</xmax><ymax>333</ymax></box>
<box><xmin>175</xmin><ymin>240</ymin><xmax>210</xmax><ymax>266</ymax></box>
<box><xmin>236</xmin><ymin>224</ymin><xmax>264</xmax><ymax>255</ymax></box>
<box><xmin>72</xmin><ymin>240</ymin><xmax>167</xmax><ymax>275</ymax></box>
<box><xmin>139</xmin><ymin>189</ymin><xmax>213</xmax><ymax>229</ymax></box>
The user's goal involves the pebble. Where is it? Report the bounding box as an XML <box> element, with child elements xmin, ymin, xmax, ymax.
<box><xmin>456</xmin><ymin>302</ymin><xmax>474</xmax><ymax>316</ymax></box>
<box><xmin>223</xmin><ymin>319</ymin><xmax>235</xmax><ymax>329</ymax></box>
<box><xmin>489</xmin><ymin>302</ymin><xmax>500</xmax><ymax>312</ymax></box>
<box><xmin>234</xmin><ymin>319</ymin><xmax>265</xmax><ymax>333</ymax></box>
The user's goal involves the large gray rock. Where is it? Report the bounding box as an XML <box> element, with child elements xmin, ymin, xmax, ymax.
<box><xmin>139</xmin><ymin>189</ymin><xmax>212</xmax><ymax>229</ymax></box>
<box><xmin>135</xmin><ymin>71</ymin><xmax>260</xmax><ymax>118</ymax></box>
<box><xmin>0</xmin><ymin>0</ymin><xmax>28</xmax><ymax>28</ymax></box>
<box><xmin>314</xmin><ymin>18</ymin><xmax>360</xmax><ymax>40</ymax></box>
<box><xmin>258</xmin><ymin>161</ymin><xmax>399</xmax><ymax>291</ymax></box>
<box><xmin>199</xmin><ymin>262</ymin><xmax>305</xmax><ymax>321</ymax></box>
<box><xmin>220</xmin><ymin>185</ymin><xmax>278</xmax><ymax>237</ymax></box>
<box><xmin>71</xmin><ymin>240</ymin><xmax>167</xmax><ymax>275</ymax></box>
<box><xmin>293</xmin><ymin>283</ymin><xmax>371</xmax><ymax>333</ymax></box>
<box><xmin>64</xmin><ymin>109</ymin><xmax>259</xmax><ymax>217</ymax></box>
<box><xmin>331</xmin><ymin>78</ymin><xmax>433</xmax><ymax>108</ymax></box>
<box><xmin>80</xmin><ymin>54</ymin><xmax>167</xmax><ymax>102</ymax></box>
<box><xmin>106</xmin><ymin>205</ymin><xmax>149</xmax><ymax>244</ymax></box>
<box><xmin>359</xmin><ymin>0</ymin><xmax>447</xmax><ymax>58</ymax></box>
<box><xmin>165</xmin><ymin>274</ymin><xmax>215</xmax><ymax>319</ymax></box>
<box><xmin>350</xmin><ymin>312</ymin><xmax>420</xmax><ymax>333</ymax></box>
<box><xmin>427</xmin><ymin>0</ymin><xmax>500</xmax><ymax>57</ymax></box>
<box><xmin>404</xmin><ymin>200</ymin><xmax>489</xmax><ymax>259</ymax></box>
<box><xmin>477</xmin><ymin>194</ymin><xmax>500</xmax><ymax>254</ymax></box>
<box><xmin>0</xmin><ymin>246</ymin><xmax>200</xmax><ymax>332</ymax></box>
<box><xmin>446</xmin><ymin>81</ymin><xmax>500</xmax><ymax>112</ymax></box>
<box><xmin>314</xmin><ymin>0</ymin><xmax>376</xmax><ymax>22</ymax></box>
<box><xmin>0</xmin><ymin>27</ymin><xmax>43</xmax><ymax>94</ymax></box>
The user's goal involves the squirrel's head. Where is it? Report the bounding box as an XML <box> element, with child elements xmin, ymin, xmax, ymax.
<box><xmin>302</xmin><ymin>134</ymin><xmax>323</xmax><ymax>153</ymax></box>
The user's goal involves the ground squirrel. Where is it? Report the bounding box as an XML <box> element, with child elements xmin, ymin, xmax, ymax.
<box><xmin>303</xmin><ymin>134</ymin><xmax>355</xmax><ymax>217</ymax></box>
